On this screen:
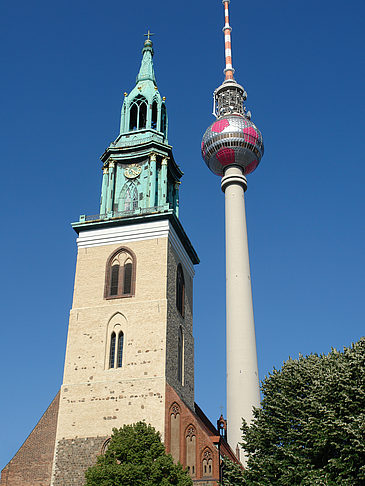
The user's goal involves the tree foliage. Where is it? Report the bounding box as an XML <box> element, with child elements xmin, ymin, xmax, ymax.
<box><xmin>220</xmin><ymin>456</ymin><xmax>246</xmax><ymax>486</ymax></box>
<box><xmin>241</xmin><ymin>338</ymin><xmax>365</xmax><ymax>486</ymax></box>
<box><xmin>84</xmin><ymin>422</ymin><xmax>193</xmax><ymax>486</ymax></box>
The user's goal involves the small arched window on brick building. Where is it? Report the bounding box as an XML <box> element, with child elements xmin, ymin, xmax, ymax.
<box><xmin>169</xmin><ymin>403</ymin><xmax>181</xmax><ymax>464</ymax></box>
<box><xmin>202</xmin><ymin>448</ymin><xmax>213</xmax><ymax>478</ymax></box>
<box><xmin>177</xmin><ymin>326</ymin><xmax>184</xmax><ymax>384</ymax></box>
<box><xmin>105</xmin><ymin>247</ymin><xmax>136</xmax><ymax>299</ymax></box>
<box><xmin>176</xmin><ymin>264</ymin><xmax>185</xmax><ymax>317</ymax></box>
<box><xmin>109</xmin><ymin>331</ymin><xmax>124</xmax><ymax>369</ymax></box>
<box><xmin>185</xmin><ymin>425</ymin><xmax>196</xmax><ymax>478</ymax></box>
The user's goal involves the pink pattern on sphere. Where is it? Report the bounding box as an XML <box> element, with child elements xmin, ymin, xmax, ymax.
<box><xmin>201</xmin><ymin>141</ymin><xmax>206</xmax><ymax>157</ymax></box>
<box><xmin>212</xmin><ymin>119</ymin><xmax>230</xmax><ymax>133</ymax></box>
<box><xmin>243</xmin><ymin>127</ymin><xmax>258</xmax><ymax>145</ymax></box>
<box><xmin>245</xmin><ymin>159</ymin><xmax>258</xmax><ymax>175</ymax></box>
<box><xmin>216</xmin><ymin>148</ymin><xmax>235</xmax><ymax>166</ymax></box>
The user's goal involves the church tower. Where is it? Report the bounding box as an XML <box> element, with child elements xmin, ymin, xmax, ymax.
<box><xmin>1</xmin><ymin>35</ymin><xmax>238</xmax><ymax>486</ymax></box>
<box><xmin>50</xmin><ymin>36</ymin><xmax>199</xmax><ymax>485</ymax></box>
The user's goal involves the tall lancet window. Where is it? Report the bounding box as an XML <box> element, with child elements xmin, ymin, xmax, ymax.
<box><xmin>129</xmin><ymin>95</ymin><xmax>147</xmax><ymax>131</ymax></box>
<box><xmin>105</xmin><ymin>248</ymin><xmax>136</xmax><ymax>299</ymax></box>
<box><xmin>177</xmin><ymin>326</ymin><xmax>184</xmax><ymax>384</ymax></box>
<box><xmin>176</xmin><ymin>264</ymin><xmax>185</xmax><ymax>317</ymax></box>
<box><xmin>185</xmin><ymin>426</ymin><xmax>196</xmax><ymax>478</ymax></box>
<box><xmin>108</xmin><ymin>331</ymin><xmax>124</xmax><ymax>369</ymax></box>
<box><xmin>117</xmin><ymin>332</ymin><xmax>124</xmax><ymax>368</ymax></box>
<box><xmin>109</xmin><ymin>332</ymin><xmax>116</xmax><ymax>368</ymax></box>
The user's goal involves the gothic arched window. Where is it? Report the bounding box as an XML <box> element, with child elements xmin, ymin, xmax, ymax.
<box><xmin>122</xmin><ymin>182</ymin><xmax>138</xmax><ymax>212</ymax></box>
<box><xmin>177</xmin><ymin>326</ymin><xmax>184</xmax><ymax>384</ymax></box>
<box><xmin>108</xmin><ymin>331</ymin><xmax>124</xmax><ymax>369</ymax></box>
<box><xmin>169</xmin><ymin>403</ymin><xmax>181</xmax><ymax>463</ymax></box>
<box><xmin>176</xmin><ymin>264</ymin><xmax>185</xmax><ymax>317</ymax></box>
<box><xmin>129</xmin><ymin>95</ymin><xmax>147</xmax><ymax>131</ymax></box>
<box><xmin>105</xmin><ymin>248</ymin><xmax>136</xmax><ymax>299</ymax></box>
<box><xmin>185</xmin><ymin>426</ymin><xmax>196</xmax><ymax>478</ymax></box>
<box><xmin>202</xmin><ymin>448</ymin><xmax>213</xmax><ymax>477</ymax></box>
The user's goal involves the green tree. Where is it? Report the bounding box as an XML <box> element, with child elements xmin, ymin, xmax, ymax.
<box><xmin>84</xmin><ymin>421</ymin><xmax>193</xmax><ymax>486</ymax></box>
<box><xmin>220</xmin><ymin>456</ymin><xmax>246</xmax><ymax>486</ymax></box>
<box><xmin>241</xmin><ymin>338</ymin><xmax>365</xmax><ymax>486</ymax></box>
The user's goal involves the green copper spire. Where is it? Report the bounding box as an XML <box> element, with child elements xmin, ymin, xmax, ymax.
<box><xmin>119</xmin><ymin>36</ymin><xmax>167</xmax><ymax>140</ymax></box>
<box><xmin>73</xmin><ymin>34</ymin><xmax>192</xmax><ymax>254</ymax></box>
<box><xmin>136</xmin><ymin>37</ymin><xmax>156</xmax><ymax>84</ymax></box>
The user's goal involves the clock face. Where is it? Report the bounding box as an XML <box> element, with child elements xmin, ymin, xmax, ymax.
<box><xmin>124</xmin><ymin>164</ymin><xmax>142</xmax><ymax>179</ymax></box>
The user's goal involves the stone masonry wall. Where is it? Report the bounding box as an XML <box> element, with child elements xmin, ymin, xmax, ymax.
<box><xmin>165</xmin><ymin>241</ymin><xmax>195</xmax><ymax>407</ymax></box>
<box><xmin>0</xmin><ymin>392</ymin><xmax>60</xmax><ymax>486</ymax></box>
<box><xmin>51</xmin><ymin>437</ymin><xmax>107</xmax><ymax>486</ymax></box>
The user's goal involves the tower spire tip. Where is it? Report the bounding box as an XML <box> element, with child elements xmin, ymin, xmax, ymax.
<box><xmin>222</xmin><ymin>0</ymin><xmax>234</xmax><ymax>81</ymax></box>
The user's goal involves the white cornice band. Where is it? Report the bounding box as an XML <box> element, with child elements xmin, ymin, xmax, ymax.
<box><xmin>76</xmin><ymin>220</ymin><xmax>195</xmax><ymax>277</ymax></box>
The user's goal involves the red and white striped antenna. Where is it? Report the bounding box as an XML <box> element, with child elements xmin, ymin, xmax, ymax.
<box><xmin>222</xmin><ymin>0</ymin><xmax>235</xmax><ymax>81</ymax></box>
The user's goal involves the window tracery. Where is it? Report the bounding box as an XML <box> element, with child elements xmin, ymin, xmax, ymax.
<box><xmin>120</xmin><ymin>182</ymin><xmax>139</xmax><ymax>212</ymax></box>
<box><xmin>202</xmin><ymin>448</ymin><xmax>213</xmax><ymax>477</ymax></box>
<box><xmin>185</xmin><ymin>425</ymin><xmax>196</xmax><ymax>478</ymax></box>
<box><xmin>129</xmin><ymin>95</ymin><xmax>148</xmax><ymax>131</ymax></box>
<box><xmin>169</xmin><ymin>402</ymin><xmax>181</xmax><ymax>463</ymax></box>
<box><xmin>105</xmin><ymin>247</ymin><xmax>136</xmax><ymax>299</ymax></box>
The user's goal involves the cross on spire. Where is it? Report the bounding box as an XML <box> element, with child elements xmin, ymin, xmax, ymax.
<box><xmin>144</xmin><ymin>30</ymin><xmax>155</xmax><ymax>41</ymax></box>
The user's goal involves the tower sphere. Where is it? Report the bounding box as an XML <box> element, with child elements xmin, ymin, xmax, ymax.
<box><xmin>202</xmin><ymin>112</ymin><xmax>264</xmax><ymax>177</ymax></box>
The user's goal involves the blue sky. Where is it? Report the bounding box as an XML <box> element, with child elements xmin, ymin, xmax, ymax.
<box><xmin>1</xmin><ymin>0</ymin><xmax>364</xmax><ymax>471</ymax></box>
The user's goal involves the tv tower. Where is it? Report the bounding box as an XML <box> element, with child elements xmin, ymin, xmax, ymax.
<box><xmin>201</xmin><ymin>0</ymin><xmax>264</xmax><ymax>460</ymax></box>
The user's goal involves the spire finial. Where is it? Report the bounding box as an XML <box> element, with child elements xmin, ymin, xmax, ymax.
<box><xmin>137</xmin><ymin>30</ymin><xmax>156</xmax><ymax>84</ymax></box>
<box><xmin>222</xmin><ymin>0</ymin><xmax>235</xmax><ymax>81</ymax></box>
<box><xmin>144</xmin><ymin>29</ymin><xmax>155</xmax><ymax>47</ymax></box>
<box><xmin>144</xmin><ymin>29</ymin><xmax>155</xmax><ymax>41</ymax></box>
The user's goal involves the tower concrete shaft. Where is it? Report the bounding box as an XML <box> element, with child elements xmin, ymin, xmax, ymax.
<box><xmin>221</xmin><ymin>165</ymin><xmax>260</xmax><ymax>460</ymax></box>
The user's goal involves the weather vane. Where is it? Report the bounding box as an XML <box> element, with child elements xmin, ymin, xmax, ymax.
<box><xmin>144</xmin><ymin>29</ymin><xmax>155</xmax><ymax>41</ymax></box>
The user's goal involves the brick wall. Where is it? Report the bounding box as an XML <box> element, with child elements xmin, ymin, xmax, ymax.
<box><xmin>165</xmin><ymin>384</ymin><xmax>228</xmax><ymax>486</ymax></box>
<box><xmin>0</xmin><ymin>392</ymin><xmax>60</xmax><ymax>486</ymax></box>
